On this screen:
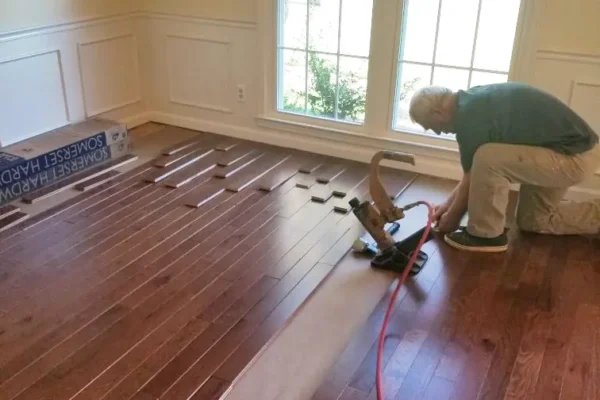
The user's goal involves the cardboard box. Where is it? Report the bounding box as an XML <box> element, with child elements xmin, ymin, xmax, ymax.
<box><xmin>0</xmin><ymin>139</ymin><xmax>133</xmax><ymax>205</ymax></box>
<box><xmin>0</xmin><ymin>118</ymin><xmax>128</xmax><ymax>188</ymax></box>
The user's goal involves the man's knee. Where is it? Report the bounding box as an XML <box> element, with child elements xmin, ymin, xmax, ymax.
<box><xmin>471</xmin><ymin>143</ymin><xmax>505</xmax><ymax>171</ymax></box>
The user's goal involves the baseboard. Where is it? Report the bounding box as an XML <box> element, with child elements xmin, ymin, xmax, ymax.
<box><xmin>149</xmin><ymin>111</ymin><xmax>600</xmax><ymax>199</ymax></box>
<box><xmin>120</xmin><ymin>112</ymin><xmax>153</xmax><ymax>130</ymax></box>
<box><xmin>150</xmin><ymin>112</ymin><xmax>464</xmax><ymax>181</ymax></box>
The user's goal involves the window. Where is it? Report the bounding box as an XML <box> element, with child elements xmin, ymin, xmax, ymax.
<box><xmin>277</xmin><ymin>0</ymin><xmax>374</xmax><ymax>124</ymax></box>
<box><xmin>392</xmin><ymin>0</ymin><xmax>522</xmax><ymax>133</ymax></box>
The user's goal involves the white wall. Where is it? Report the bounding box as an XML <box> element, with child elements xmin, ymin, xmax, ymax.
<box><xmin>0</xmin><ymin>12</ymin><xmax>146</xmax><ymax>147</ymax></box>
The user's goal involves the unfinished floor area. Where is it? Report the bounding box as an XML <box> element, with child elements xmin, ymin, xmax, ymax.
<box><xmin>1</xmin><ymin>124</ymin><xmax>599</xmax><ymax>400</ymax></box>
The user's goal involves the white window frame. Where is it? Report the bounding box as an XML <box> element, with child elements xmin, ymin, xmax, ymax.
<box><xmin>257</xmin><ymin>0</ymin><xmax>541</xmax><ymax>155</ymax></box>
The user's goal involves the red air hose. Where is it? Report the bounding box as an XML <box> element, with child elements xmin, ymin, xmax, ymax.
<box><xmin>376</xmin><ymin>200</ymin><xmax>435</xmax><ymax>400</ymax></box>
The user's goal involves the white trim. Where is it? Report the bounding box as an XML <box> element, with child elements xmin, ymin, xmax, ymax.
<box><xmin>568</xmin><ymin>80</ymin><xmax>600</xmax><ymax>106</ymax></box>
<box><xmin>119</xmin><ymin>111</ymin><xmax>153</xmax><ymax>129</ymax></box>
<box><xmin>0</xmin><ymin>11</ymin><xmax>257</xmax><ymax>43</ymax></box>
<box><xmin>536</xmin><ymin>50</ymin><xmax>600</xmax><ymax>65</ymax></box>
<box><xmin>137</xmin><ymin>11</ymin><xmax>257</xmax><ymax>30</ymax></box>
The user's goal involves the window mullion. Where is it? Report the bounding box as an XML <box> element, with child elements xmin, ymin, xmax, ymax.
<box><xmin>468</xmin><ymin>0</ymin><xmax>485</xmax><ymax>87</ymax></box>
<box><xmin>334</xmin><ymin>0</ymin><xmax>344</xmax><ymax>120</ymax></box>
<box><xmin>429</xmin><ymin>0</ymin><xmax>444</xmax><ymax>84</ymax></box>
<box><xmin>304</xmin><ymin>0</ymin><xmax>310</xmax><ymax>112</ymax></box>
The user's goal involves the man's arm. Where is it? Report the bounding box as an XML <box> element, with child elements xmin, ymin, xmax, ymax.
<box><xmin>447</xmin><ymin>172</ymin><xmax>470</xmax><ymax>218</ymax></box>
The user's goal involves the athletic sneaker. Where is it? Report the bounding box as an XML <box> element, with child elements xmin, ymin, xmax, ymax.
<box><xmin>444</xmin><ymin>228</ymin><xmax>508</xmax><ymax>253</ymax></box>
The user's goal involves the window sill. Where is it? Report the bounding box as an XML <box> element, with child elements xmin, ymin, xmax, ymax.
<box><xmin>256</xmin><ymin>114</ymin><xmax>460</xmax><ymax>163</ymax></box>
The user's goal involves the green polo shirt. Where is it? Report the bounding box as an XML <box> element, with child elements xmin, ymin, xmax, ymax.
<box><xmin>453</xmin><ymin>82</ymin><xmax>598</xmax><ymax>172</ymax></box>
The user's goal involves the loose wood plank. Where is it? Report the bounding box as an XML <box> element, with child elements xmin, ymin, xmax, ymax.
<box><xmin>161</xmin><ymin>137</ymin><xmax>203</xmax><ymax>156</ymax></box>
<box><xmin>22</xmin><ymin>154</ymin><xmax>139</xmax><ymax>204</ymax></box>
<box><xmin>0</xmin><ymin>204</ymin><xmax>20</xmax><ymax>219</ymax></box>
<box><xmin>145</xmin><ymin>148</ymin><xmax>214</xmax><ymax>183</ymax></box>
<box><xmin>331</xmin><ymin>177</ymin><xmax>370</xmax><ymax>214</ymax></box>
<box><xmin>189</xmin><ymin>377</ymin><xmax>231</xmax><ymax>400</ymax></box>
<box><xmin>257</xmin><ymin>157</ymin><xmax>303</xmax><ymax>192</ymax></box>
<box><xmin>74</xmin><ymin>170</ymin><xmax>121</xmax><ymax>191</ymax></box>
<box><xmin>215</xmin><ymin>139</ymin><xmax>239</xmax><ymax>151</ymax></box>
<box><xmin>330</xmin><ymin>167</ymin><xmax>368</xmax><ymax>198</ymax></box>
<box><xmin>226</xmin><ymin>153</ymin><xmax>292</xmax><ymax>192</ymax></box>
<box><xmin>298</xmin><ymin>158</ymin><xmax>324</xmax><ymax>174</ymax></box>
<box><xmin>163</xmin><ymin>153</ymin><xmax>219</xmax><ymax>189</ymax></box>
<box><xmin>316</xmin><ymin>164</ymin><xmax>347</xmax><ymax>184</ymax></box>
<box><xmin>0</xmin><ymin>212</ymin><xmax>29</xmax><ymax>233</ymax></box>
<box><xmin>185</xmin><ymin>181</ymin><xmax>228</xmax><ymax>208</ymax></box>
<box><xmin>217</xmin><ymin>147</ymin><xmax>257</xmax><ymax>167</ymax></box>
<box><xmin>310</xmin><ymin>184</ymin><xmax>334</xmax><ymax>203</ymax></box>
<box><xmin>214</xmin><ymin>153</ymin><xmax>264</xmax><ymax>179</ymax></box>
<box><xmin>154</xmin><ymin>142</ymin><xmax>205</xmax><ymax>167</ymax></box>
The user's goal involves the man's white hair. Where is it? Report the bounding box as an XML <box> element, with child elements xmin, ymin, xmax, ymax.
<box><xmin>409</xmin><ymin>86</ymin><xmax>453</xmax><ymax>123</ymax></box>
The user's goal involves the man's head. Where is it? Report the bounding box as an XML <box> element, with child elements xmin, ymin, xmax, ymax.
<box><xmin>409</xmin><ymin>86</ymin><xmax>457</xmax><ymax>135</ymax></box>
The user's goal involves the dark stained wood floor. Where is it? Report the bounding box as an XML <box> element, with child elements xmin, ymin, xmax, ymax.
<box><xmin>0</xmin><ymin>127</ymin><xmax>420</xmax><ymax>400</ymax></box>
<box><xmin>312</xmin><ymin>193</ymin><xmax>600</xmax><ymax>399</ymax></box>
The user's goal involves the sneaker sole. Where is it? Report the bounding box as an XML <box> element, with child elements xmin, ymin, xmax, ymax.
<box><xmin>444</xmin><ymin>235</ymin><xmax>508</xmax><ymax>253</ymax></box>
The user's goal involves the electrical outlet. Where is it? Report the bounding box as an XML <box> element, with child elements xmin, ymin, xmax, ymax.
<box><xmin>237</xmin><ymin>84</ymin><xmax>246</xmax><ymax>102</ymax></box>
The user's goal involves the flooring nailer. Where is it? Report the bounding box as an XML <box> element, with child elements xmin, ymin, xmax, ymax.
<box><xmin>348</xmin><ymin>150</ymin><xmax>434</xmax><ymax>275</ymax></box>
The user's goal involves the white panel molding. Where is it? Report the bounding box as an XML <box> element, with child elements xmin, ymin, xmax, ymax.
<box><xmin>138</xmin><ymin>11</ymin><xmax>257</xmax><ymax>30</ymax></box>
<box><xmin>0</xmin><ymin>49</ymin><xmax>70</xmax><ymax>146</ymax></box>
<box><xmin>568</xmin><ymin>80</ymin><xmax>600</xmax><ymax>105</ymax></box>
<box><xmin>536</xmin><ymin>50</ymin><xmax>600</xmax><ymax>65</ymax></box>
<box><xmin>165</xmin><ymin>34</ymin><xmax>234</xmax><ymax>114</ymax></box>
<box><xmin>0</xmin><ymin>13</ymin><xmax>138</xmax><ymax>43</ymax></box>
<box><xmin>77</xmin><ymin>33</ymin><xmax>142</xmax><ymax>118</ymax></box>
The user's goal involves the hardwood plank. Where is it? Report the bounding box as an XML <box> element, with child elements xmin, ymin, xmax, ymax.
<box><xmin>154</xmin><ymin>142</ymin><xmax>206</xmax><ymax>167</ymax></box>
<box><xmin>161</xmin><ymin>136</ymin><xmax>203</xmax><ymax>155</ymax></box>
<box><xmin>145</xmin><ymin>148</ymin><xmax>214</xmax><ymax>183</ymax></box>
<box><xmin>0</xmin><ymin>212</ymin><xmax>29</xmax><ymax>233</ymax></box>
<box><xmin>316</xmin><ymin>163</ymin><xmax>347</xmax><ymax>184</ymax></box>
<box><xmin>129</xmin><ymin>275</ymin><xmax>280</xmax><ymax>399</ymax></box>
<box><xmin>332</xmin><ymin>177</ymin><xmax>371</xmax><ymax>214</ymax></box>
<box><xmin>21</xmin><ymin>154</ymin><xmax>139</xmax><ymax>204</ymax></box>
<box><xmin>214</xmin><ymin>153</ymin><xmax>264</xmax><ymax>179</ymax></box>
<box><xmin>215</xmin><ymin>139</ymin><xmax>239</xmax><ymax>151</ymax></box>
<box><xmin>380</xmin><ymin>168</ymin><xmax>419</xmax><ymax>200</ymax></box>
<box><xmin>226</xmin><ymin>153</ymin><xmax>291</xmax><ymax>192</ymax></box>
<box><xmin>296</xmin><ymin>174</ymin><xmax>318</xmax><ymax>189</ymax></box>
<box><xmin>0</xmin><ymin>191</ymin><xmax>248</xmax><ymax>372</ymax></box>
<box><xmin>0</xmin><ymin>204</ymin><xmax>20</xmax><ymax>219</ymax></box>
<box><xmin>74</xmin><ymin>170</ymin><xmax>121</xmax><ymax>191</ymax></box>
<box><xmin>421</xmin><ymin>377</ymin><xmax>454</xmax><ymax>400</ymax></box>
<box><xmin>558</xmin><ymin>304</ymin><xmax>600</xmax><ymax>400</ymax></box>
<box><xmin>163</xmin><ymin>152</ymin><xmax>219</xmax><ymax>188</ymax></box>
<box><xmin>339</xmin><ymin>387</ymin><xmax>368</xmax><ymax>400</ymax></box>
<box><xmin>310</xmin><ymin>183</ymin><xmax>334</xmax><ymax>203</ymax></box>
<box><xmin>189</xmin><ymin>377</ymin><xmax>231</xmax><ymax>400</ymax></box>
<box><xmin>185</xmin><ymin>181</ymin><xmax>228</xmax><ymax>208</ymax></box>
<box><xmin>330</xmin><ymin>167</ymin><xmax>368</xmax><ymax>197</ymax></box>
<box><xmin>257</xmin><ymin>157</ymin><xmax>302</xmax><ymax>192</ymax></box>
<box><xmin>2</xmin><ymin>197</ymin><xmax>283</xmax><ymax>399</ymax></box>
<box><xmin>503</xmin><ymin>310</ymin><xmax>551</xmax><ymax>400</ymax></box>
<box><xmin>217</xmin><ymin>147</ymin><xmax>257</xmax><ymax>167</ymax></box>
<box><xmin>0</xmin><ymin>163</ymin><xmax>152</xmax><ymax>246</ymax></box>
<box><xmin>298</xmin><ymin>158</ymin><xmax>324</xmax><ymax>173</ymax></box>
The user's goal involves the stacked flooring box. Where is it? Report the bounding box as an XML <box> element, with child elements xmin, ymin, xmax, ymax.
<box><xmin>0</xmin><ymin>119</ymin><xmax>131</xmax><ymax>205</ymax></box>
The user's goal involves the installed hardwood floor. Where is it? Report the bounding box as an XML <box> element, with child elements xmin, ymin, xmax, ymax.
<box><xmin>310</xmin><ymin>206</ymin><xmax>600</xmax><ymax>399</ymax></box>
<box><xmin>0</xmin><ymin>125</ymin><xmax>424</xmax><ymax>400</ymax></box>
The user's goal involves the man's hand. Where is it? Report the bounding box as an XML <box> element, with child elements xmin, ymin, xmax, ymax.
<box><xmin>432</xmin><ymin>202</ymin><xmax>450</xmax><ymax>223</ymax></box>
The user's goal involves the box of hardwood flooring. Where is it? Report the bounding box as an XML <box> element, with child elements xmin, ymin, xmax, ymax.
<box><xmin>0</xmin><ymin>139</ymin><xmax>133</xmax><ymax>205</ymax></box>
<box><xmin>0</xmin><ymin>118</ymin><xmax>129</xmax><ymax>189</ymax></box>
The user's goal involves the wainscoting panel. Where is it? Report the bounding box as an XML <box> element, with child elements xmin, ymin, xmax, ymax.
<box><xmin>0</xmin><ymin>50</ymin><xmax>69</xmax><ymax>147</ymax></box>
<box><xmin>166</xmin><ymin>34</ymin><xmax>233</xmax><ymax>113</ymax></box>
<box><xmin>78</xmin><ymin>33</ymin><xmax>142</xmax><ymax>118</ymax></box>
<box><xmin>533</xmin><ymin>51</ymin><xmax>600</xmax><ymax>133</ymax></box>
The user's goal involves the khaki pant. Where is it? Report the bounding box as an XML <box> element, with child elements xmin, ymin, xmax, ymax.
<box><xmin>467</xmin><ymin>142</ymin><xmax>600</xmax><ymax>238</ymax></box>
